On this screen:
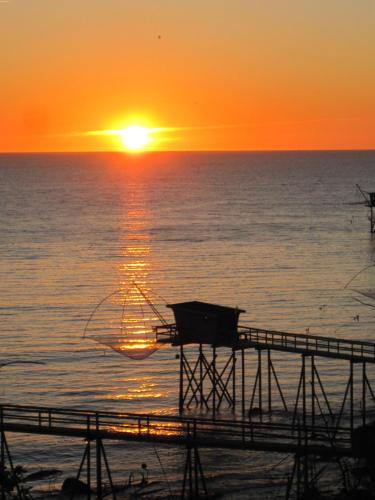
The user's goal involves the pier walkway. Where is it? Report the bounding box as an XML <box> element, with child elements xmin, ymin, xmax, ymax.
<box><xmin>156</xmin><ymin>324</ymin><xmax>375</xmax><ymax>363</ymax></box>
<box><xmin>155</xmin><ymin>323</ymin><xmax>375</xmax><ymax>421</ymax></box>
<box><xmin>0</xmin><ymin>404</ymin><xmax>353</xmax><ymax>457</ymax></box>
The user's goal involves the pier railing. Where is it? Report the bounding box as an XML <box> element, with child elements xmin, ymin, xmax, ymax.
<box><xmin>155</xmin><ymin>324</ymin><xmax>375</xmax><ymax>363</ymax></box>
<box><xmin>0</xmin><ymin>404</ymin><xmax>352</xmax><ymax>456</ymax></box>
<box><xmin>237</xmin><ymin>326</ymin><xmax>375</xmax><ymax>363</ymax></box>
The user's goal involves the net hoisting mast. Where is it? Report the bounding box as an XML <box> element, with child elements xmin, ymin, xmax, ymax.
<box><xmin>356</xmin><ymin>184</ymin><xmax>375</xmax><ymax>233</ymax></box>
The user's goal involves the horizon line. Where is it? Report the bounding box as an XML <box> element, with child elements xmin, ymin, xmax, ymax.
<box><xmin>0</xmin><ymin>148</ymin><xmax>375</xmax><ymax>155</ymax></box>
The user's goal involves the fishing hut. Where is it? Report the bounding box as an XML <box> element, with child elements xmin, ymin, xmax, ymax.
<box><xmin>356</xmin><ymin>184</ymin><xmax>375</xmax><ymax>232</ymax></box>
<box><xmin>167</xmin><ymin>301</ymin><xmax>244</xmax><ymax>346</ymax></box>
<box><xmin>156</xmin><ymin>301</ymin><xmax>244</xmax><ymax>414</ymax></box>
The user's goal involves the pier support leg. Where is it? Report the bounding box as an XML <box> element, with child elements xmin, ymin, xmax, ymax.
<box><xmin>232</xmin><ymin>348</ymin><xmax>236</xmax><ymax>410</ymax></box>
<box><xmin>362</xmin><ymin>362</ymin><xmax>367</xmax><ymax>427</ymax></box>
<box><xmin>249</xmin><ymin>348</ymin><xmax>290</xmax><ymax>417</ymax></box>
<box><xmin>311</xmin><ymin>356</ymin><xmax>315</xmax><ymax>428</ymax></box>
<box><xmin>302</xmin><ymin>355</ymin><xmax>306</xmax><ymax>428</ymax></box>
<box><xmin>73</xmin><ymin>438</ymin><xmax>115</xmax><ymax>500</ymax></box>
<box><xmin>212</xmin><ymin>347</ymin><xmax>216</xmax><ymax>417</ymax></box>
<box><xmin>0</xmin><ymin>424</ymin><xmax>4</xmax><ymax>500</ymax></box>
<box><xmin>199</xmin><ymin>345</ymin><xmax>203</xmax><ymax>407</ymax></box>
<box><xmin>182</xmin><ymin>444</ymin><xmax>208</xmax><ymax>499</ymax></box>
<box><xmin>286</xmin><ymin>452</ymin><xmax>315</xmax><ymax>500</ymax></box>
<box><xmin>0</xmin><ymin>431</ymin><xmax>22</xmax><ymax>500</ymax></box>
<box><xmin>179</xmin><ymin>345</ymin><xmax>184</xmax><ymax>413</ymax></box>
<box><xmin>267</xmin><ymin>349</ymin><xmax>272</xmax><ymax>413</ymax></box>
<box><xmin>96</xmin><ymin>438</ymin><xmax>102</xmax><ymax>500</ymax></box>
<box><xmin>258</xmin><ymin>349</ymin><xmax>262</xmax><ymax>415</ymax></box>
<box><xmin>241</xmin><ymin>349</ymin><xmax>245</xmax><ymax>417</ymax></box>
<box><xmin>350</xmin><ymin>361</ymin><xmax>354</xmax><ymax>438</ymax></box>
<box><xmin>249</xmin><ymin>349</ymin><xmax>263</xmax><ymax>417</ymax></box>
<box><xmin>180</xmin><ymin>347</ymin><xmax>237</xmax><ymax>414</ymax></box>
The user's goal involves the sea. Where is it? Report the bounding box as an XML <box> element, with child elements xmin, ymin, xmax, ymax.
<box><xmin>1</xmin><ymin>150</ymin><xmax>375</xmax><ymax>498</ymax></box>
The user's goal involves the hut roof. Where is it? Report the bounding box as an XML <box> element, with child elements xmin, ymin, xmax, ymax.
<box><xmin>167</xmin><ymin>301</ymin><xmax>245</xmax><ymax>316</ymax></box>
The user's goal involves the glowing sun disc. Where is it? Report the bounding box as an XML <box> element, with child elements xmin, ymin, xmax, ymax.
<box><xmin>120</xmin><ymin>126</ymin><xmax>150</xmax><ymax>151</ymax></box>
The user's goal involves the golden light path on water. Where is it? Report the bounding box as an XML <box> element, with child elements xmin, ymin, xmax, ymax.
<box><xmin>88</xmin><ymin>176</ymin><xmax>166</xmax><ymax>401</ymax></box>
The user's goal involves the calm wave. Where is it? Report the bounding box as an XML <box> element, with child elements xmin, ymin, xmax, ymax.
<box><xmin>1</xmin><ymin>151</ymin><xmax>375</xmax><ymax>497</ymax></box>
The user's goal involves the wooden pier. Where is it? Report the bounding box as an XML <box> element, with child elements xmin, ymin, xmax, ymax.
<box><xmin>156</xmin><ymin>320</ymin><xmax>375</xmax><ymax>429</ymax></box>
<box><xmin>2</xmin><ymin>300</ymin><xmax>375</xmax><ymax>498</ymax></box>
<box><xmin>0</xmin><ymin>403</ymin><xmax>358</xmax><ymax>500</ymax></box>
<box><xmin>0</xmin><ymin>404</ymin><xmax>353</xmax><ymax>457</ymax></box>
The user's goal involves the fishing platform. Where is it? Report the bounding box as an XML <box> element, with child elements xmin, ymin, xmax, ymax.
<box><xmin>357</xmin><ymin>184</ymin><xmax>375</xmax><ymax>232</ymax></box>
<box><xmin>2</xmin><ymin>299</ymin><xmax>375</xmax><ymax>499</ymax></box>
<box><xmin>155</xmin><ymin>301</ymin><xmax>375</xmax><ymax>427</ymax></box>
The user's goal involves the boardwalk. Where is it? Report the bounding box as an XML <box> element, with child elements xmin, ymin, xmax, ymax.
<box><xmin>156</xmin><ymin>323</ymin><xmax>375</xmax><ymax>363</ymax></box>
<box><xmin>0</xmin><ymin>404</ymin><xmax>353</xmax><ymax>457</ymax></box>
<box><xmin>155</xmin><ymin>323</ymin><xmax>375</xmax><ymax>421</ymax></box>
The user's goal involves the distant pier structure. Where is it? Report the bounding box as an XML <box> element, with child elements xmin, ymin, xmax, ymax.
<box><xmin>357</xmin><ymin>184</ymin><xmax>375</xmax><ymax>232</ymax></box>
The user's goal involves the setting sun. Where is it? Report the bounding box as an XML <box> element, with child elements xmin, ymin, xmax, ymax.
<box><xmin>120</xmin><ymin>126</ymin><xmax>151</xmax><ymax>152</ymax></box>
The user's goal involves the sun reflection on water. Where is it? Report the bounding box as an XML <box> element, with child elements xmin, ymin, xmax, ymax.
<box><xmin>83</xmin><ymin>178</ymin><xmax>170</xmax><ymax>401</ymax></box>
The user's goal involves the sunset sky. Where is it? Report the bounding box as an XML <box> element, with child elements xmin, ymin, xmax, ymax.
<box><xmin>1</xmin><ymin>0</ymin><xmax>374</xmax><ymax>152</ymax></box>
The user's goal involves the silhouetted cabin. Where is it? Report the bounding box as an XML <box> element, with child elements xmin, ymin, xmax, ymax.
<box><xmin>167</xmin><ymin>301</ymin><xmax>245</xmax><ymax>346</ymax></box>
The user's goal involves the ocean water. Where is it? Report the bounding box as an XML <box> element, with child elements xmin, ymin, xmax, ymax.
<box><xmin>1</xmin><ymin>150</ymin><xmax>375</xmax><ymax>498</ymax></box>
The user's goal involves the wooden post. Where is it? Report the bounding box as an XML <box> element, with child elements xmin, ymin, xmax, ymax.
<box><xmin>302</xmin><ymin>355</ymin><xmax>306</xmax><ymax>428</ymax></box>
<box><xmin>212</xmin><ymin>347</ymin><xmax>217</xmax><ymax>417</ymax></box>
<box><xmin>362</xmin><ymin>362</ymin><xmax>367</xmax><ymax>427</ymax></box>
<box><xmin>258</xmin><ymin>349</ymin><xmax>262</xmax><ymax>414</ymax></box>
<box><xmin>267</xmin><ymin>349</ymin><xmax>272</xmax><ymax>413</ymax></box>
<box><xmin>311</xmin><ymin>356</ymin><xmax>315</xmax><ymax>428</ymax></box>
<box><xmin>1</xmin><ymin>411</ymin><xmax>5</xmax><ymax>500</ymax></box>
<box><xmin>241</xmin><ymin>349</ymin><xmax>245</xmax><ymax>416</ymax></box>
<box><xmin>179</xmin><ymin>345</ymin><xmax>184</xmax><ymax>413</ymax></box>
<box><xmin>96</xmin><ymin>415</ymin><xmax>102</xmax><ymax>500</ymax></box>
<box><xmin>350</xmin><ymin>361</ymin><xmax>354</xmax><ymax>438</ymax></box>
<box><xmin>199</xmin><ymin>344</ymin><xmax>203</xmax><ymax>407</ymax></box>
<box><xmin>232</xmin><ymin>349</ymin><xmax>236</xmax><ymax>410</ymax></box>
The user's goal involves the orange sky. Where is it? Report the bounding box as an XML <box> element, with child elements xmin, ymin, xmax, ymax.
<box><xmin>1</xmin><ymin>0</ymin><xmax>374</xmax><ymax>152</ymax></box>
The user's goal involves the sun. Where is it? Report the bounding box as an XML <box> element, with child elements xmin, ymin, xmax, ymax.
<box><xmin>120</xmin><ymin>126</ymin><xmax>151</xmax><ymax>152</ymax></box>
